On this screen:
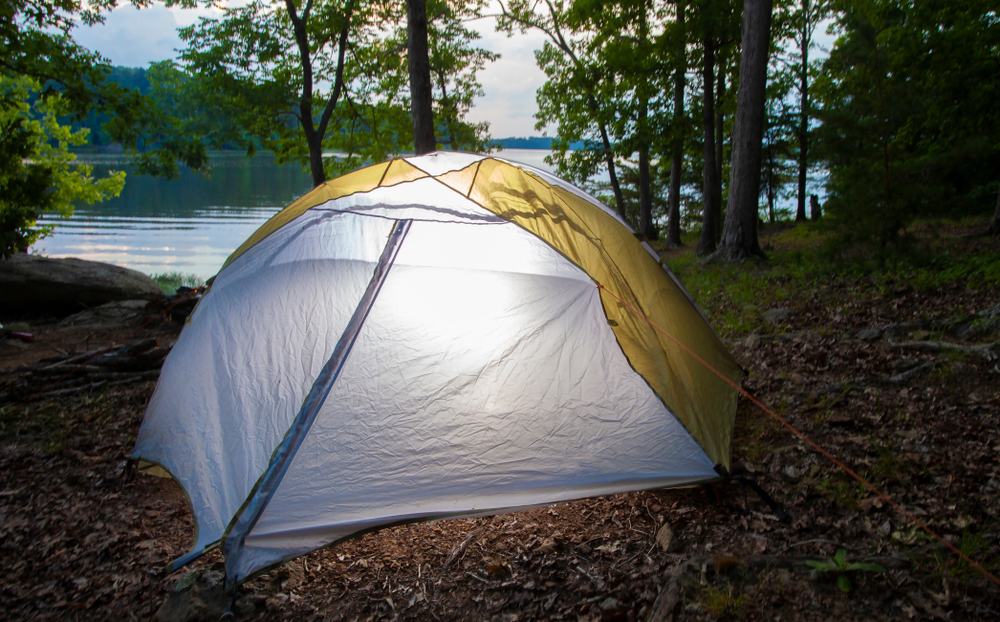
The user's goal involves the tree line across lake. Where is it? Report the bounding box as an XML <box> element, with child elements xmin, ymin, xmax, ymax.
<box><xmin>2</xmin><ymin>0</ymin><xmax>999</xmax><ymax>262</ymax></box>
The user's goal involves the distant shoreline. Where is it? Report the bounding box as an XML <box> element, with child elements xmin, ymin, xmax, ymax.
<box><xmin>492</xmin><ymin>137</ymin><xmax>584</xmax><ymax>150</ymax></box>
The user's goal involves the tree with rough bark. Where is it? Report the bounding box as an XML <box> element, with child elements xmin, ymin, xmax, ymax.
<box><xmin>782</xmin><ymin>0</ymin><xmax>828</xmax><ymax>222</ymax></box>
<box><xmin>664</xmin><ymin>0</ymin><xmax>688</xmax><ymax>248</ymax></box>
<box><xmin>711</xmin><ymin>0</ymin><xmax>772</xmax><ymax>262</ymax></box>
<box><xmin>695</xmin><ymin>28</ymin><xmax>720</xmax><ymax>256</ymax></box>
<box><xmin>695</xmin><ymin>0</ymin><xmax>740</xmax><ymax>256</ymax></box>
<box><xmin>408</xmin><ymin>0</ymin><xmax>436</xmax><ymax>155</ymax></box>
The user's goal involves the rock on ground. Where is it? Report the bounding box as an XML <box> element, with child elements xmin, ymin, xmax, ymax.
<box><xmin>0</xmin><ymin>254</ymin><xmax>162</xmax><ymax>311</ymax></box>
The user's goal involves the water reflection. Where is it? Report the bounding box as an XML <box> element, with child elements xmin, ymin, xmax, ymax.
<box><xmin>32</xmin><ymin>150</ymin><xmax>560</xmax><ymax>279</ymax></box>
<box><xmin>32</xmin><ymin>152</ymin><xmax>314</xmax><ymax>279</ymax></box>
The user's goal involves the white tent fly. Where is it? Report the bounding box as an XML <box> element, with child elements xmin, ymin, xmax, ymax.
<box><xmin>133</xmin><ymin>152</ymin><xmax>741</xmax><ymax>583</ymax></box>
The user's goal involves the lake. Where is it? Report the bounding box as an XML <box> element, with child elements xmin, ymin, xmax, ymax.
<box><xmin>31</xmin><ymin>149</ymin><xmax>561</xmax><ymax>280</ymax></box>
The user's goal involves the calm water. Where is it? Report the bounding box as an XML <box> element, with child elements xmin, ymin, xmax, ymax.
<box><xmin>33</xmin><ymin>150</ymin><xmax>560</xmax><ymax>279</ymax></box>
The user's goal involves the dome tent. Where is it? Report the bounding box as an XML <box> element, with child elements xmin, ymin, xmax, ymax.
<box><xmin>133</xmin><ymin>151</ymin><xmax>742</xmax><ymax>584</ymax></box>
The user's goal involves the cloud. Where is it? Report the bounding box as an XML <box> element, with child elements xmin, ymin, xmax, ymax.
<box><xmin>467</xmin><ymin>18</ymin><xmax>550</xmax><ymax>139</ymax></box>
<box><xmin>73</xmin><ymin>5</ymin><xmax>186</xmax><ymax>68</ymax></box>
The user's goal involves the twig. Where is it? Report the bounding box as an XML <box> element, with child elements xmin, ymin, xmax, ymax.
<box><xmin>441</xmin><ymin>527</ymin><xmax>483</xmax><ymax>574</ymax></box>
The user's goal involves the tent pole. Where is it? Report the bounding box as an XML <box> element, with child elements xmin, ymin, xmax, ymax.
<box><xmin>220</xmin><ymin>219</ymin><xmax>413</xmax><ymax>584</ymax></box>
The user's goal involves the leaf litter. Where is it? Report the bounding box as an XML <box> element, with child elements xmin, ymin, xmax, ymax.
<box><xmin>1</xmin><ymin>225</ymin><xmax>998</xmax><ymax>621</ymax></box>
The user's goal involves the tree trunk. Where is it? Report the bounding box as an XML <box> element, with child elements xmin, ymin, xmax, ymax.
<box><xmin>598</xmin><ymin>120</ymin><xmax>626</xmax><ymax>214</ymax></box>
<box><xmin>665</xmin><ymin>0</ymin><xmax>686</xmax><ymax>248</ymax></box>
<box><xmin>285</xmin><ymin>0</ymin><xmax>325</xmax><ymax>186</ymax></box>
<box><xmin>639</xmin><ymin>116</ymin><xmax>655</xmax><ymax>239</ymax></box>
<box><xmin>989</xmin><ymin>183</ymin><xmax>1000</xmax><ymax>235</ymax></box>
<box><xmin>436</xmin><ymin>70</ymin><xmax>455</xmax><ymax>150</ymax></box>
<box><xmin>810</xmin><ymin>194</ymin><xmax>821</xmax><ymax>220</ymax></box>
<box><xmin>795</xmin><ymin>0</ymin><xmax>810</xmax><ymax>222</ymax></box>
<box><xmin>714</xmin><ymin>57</ymin><xmax>725</xmax><ymax>220</ymax></box>
<box><xmin>767</xmin><ymin>143</ymin><xmax>776</xmax><ymax>223</ymax></box>
<box><xmin>407</xmin><ymin>0</ymin><xmax>436</xmax><ymax>155</ymax></box>
<box><xmin>711</xmin><ymin>0</ymin><xmax>771</xmax><ymax>262</ymax></box>
<box><xmin>638</xmin><ymin>9</ymin><xmax>655</xmax><ymax>239</ymax></box>
<box><xmin>696</xmin><ymin>35</ymin><xmax>718</xmax><ymax>256</ymax></box>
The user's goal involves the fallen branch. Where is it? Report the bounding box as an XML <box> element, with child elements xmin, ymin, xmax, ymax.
<box><xmin>884</xmin><ymin>361</ymin><xmax>936</xmax><ymax>384</ymax></box>
<box><xmin>8</xmin><ymin>371</ymin><xmax>160</xmax><ymax>403</ymax></box>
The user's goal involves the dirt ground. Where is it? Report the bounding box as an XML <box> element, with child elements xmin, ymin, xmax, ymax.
<box><xmin>1</xmin><ymin>228</ymin><xmax>998</xmax><ymax>621</ymax></box>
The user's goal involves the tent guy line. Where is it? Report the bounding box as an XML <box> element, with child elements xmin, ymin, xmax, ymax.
<box><xmin>594</xmin><ymin>282</ymin><xmax>1000</xmax><ymax>589</ymax></box>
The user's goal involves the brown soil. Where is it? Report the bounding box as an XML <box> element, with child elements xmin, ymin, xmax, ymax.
<box><xmin>1</xmin><ymin>225</ymin><xmax>998</xmax><ymax>621</ymax></box>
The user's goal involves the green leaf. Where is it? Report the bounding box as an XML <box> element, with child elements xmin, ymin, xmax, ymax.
<box><xmin>838</xmin><ymin>574</ymin><xmax>852</xmax><ymax>593</ymax></box>
<box><xmin>806</xmin><ymin>560</ymin><xmax>836</xmax><ymax>572</ymax></box>
<box><xmin>833</xmin><ymin>549</ymin><xmax>848</xmax><ymax>568</ymax></box>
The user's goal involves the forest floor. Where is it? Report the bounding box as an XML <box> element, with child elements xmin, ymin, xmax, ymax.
<box><xmin>1</xmin><ymin>217</ymin><xmax>999</xmax><ymax>621</ymax></box>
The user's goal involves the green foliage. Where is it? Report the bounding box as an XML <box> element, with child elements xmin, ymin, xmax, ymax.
<box><xmin>0</xmin><ymin>75</ymin><xmax>125</xmax><ymax>257</ymax></box>
<box><xmin>3</xmin><ymin>1</ymin><xmax>212</xmax><ymax>178</ymax></box>
<box><xmin>498</xmin><ymin>0</ymin><xmax>742</xmax><ymax>229</ymax></box>
<box><xmin>698</xmin><ymin>583</ymin><xmax>746</xmax><ymax>618</ymax></box>
<box><xmin>937</xmin><ymin>526</ymin><xmax>1000</xmax><ymax>579</ymax></box>
<box><xmin>806</xmin><ymin>548</ymin><xmax>886</xmax><ymax>592</ymax></box>
<box><xmin>668</xmin><ymin>252</ymin><xmax>820</xmax><ymax>335</ymax></box>
<box><xmin>815</xmin><ymin>0</ymin><xmax>1000</xmax><ymax>264</ymax></box>
<box><xmin>911</xmin><ymin>252</ymin><xmax>1000</xmax><ymax>291</ymax></box>
<box><xmin>173</xmin><ymin>0</ymin><xmax>495</xmax><ymax>184</ymax></box>
<box><xmin>152</xmin><ymin>272</ymin><xmax>206</xmax><ymax>296</ymax></box>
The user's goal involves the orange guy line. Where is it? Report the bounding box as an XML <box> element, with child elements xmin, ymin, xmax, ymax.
<box><xmin>596</xmin><ymin>282</ymin><xmax>1000</xmax><ymax>588</ymax></box>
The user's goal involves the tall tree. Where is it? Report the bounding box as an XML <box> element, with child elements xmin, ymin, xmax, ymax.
<box><xmin>636</xmin><ymin>2</ymin><xmax>656</xmax><ymax>239</ymax></box>
<box><xmin>786</xmin><ymin>0</ymin><xmax>827</xmax><ymax>221</ymax></box>
<box><xmin>815</xmin><ymin>0</ymin><xmax>1000</xmax><ymax>260</ymax></box>
<box><xmin>712</xmin><ymin>0</ymin><xmax>772</xmax><ymax>261</ymax></box>
<box><xmin>178</xmin><ymin>0</ymin><xmax>493</xmax><ymax>187</ymax></box>
<box><xmin>695</xmin><ymin>0</ymin><xmax>739</xmax><ymax>256</ymax></box>
<box><xmin>428</xmin><ymin>5</ymin><xmax>497</xmax><ymax>152</ymax></box>
<box><xmin>664</xmin><ymin>0</ymin><xmax>688</xmax><ymax>247</ymax></box>
<box><xmin>759</xmin><ymin>70</ymin><xmax>796</xmax><ymax>223</ymax></box>
<box><xmin>695</xmin><ymin>28</ymin><xmax>719</xmax><ymax>255</ymax></box>
<box><xmin>407</xmin><ymin>0</ymin><xmax>436</xmax><ymax>154</ymax></box>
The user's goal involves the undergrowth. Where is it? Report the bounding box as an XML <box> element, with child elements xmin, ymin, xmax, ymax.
<box><xmin>662</xmin><ymin>217</ymin><xmax>1000</xmax><ymax>337</ymax></box>
<box><xmin>151</xmin><ymin>272</ymin><xmax>205</xmax><ymax>295</ymax></box>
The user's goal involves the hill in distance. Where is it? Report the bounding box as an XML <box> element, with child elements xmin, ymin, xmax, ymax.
<box><xmin>493</xmin><ymin>137</ymin><xmax>585</xmax><ymax>150</ymax></box>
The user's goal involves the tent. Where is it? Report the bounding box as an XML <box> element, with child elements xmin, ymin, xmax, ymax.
<box><xmin>133</xmin><ymin>151</ymin><xmax>742</xmax><ymax>584</ymax></box>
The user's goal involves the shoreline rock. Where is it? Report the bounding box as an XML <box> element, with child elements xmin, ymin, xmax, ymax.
<box><xmin>0</xmin><ymin>254</ymin><xmax>162</xmax><ymax>313</ymax></box>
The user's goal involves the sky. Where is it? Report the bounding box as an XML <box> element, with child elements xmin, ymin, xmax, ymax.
<box><xmin>72</xmin><ymin>3</ymin><xmax>837</xmax><ymax>141</ymax></box>
<box><xmin>72</xmin><ymin>3</ymin><xmax>553</xmax><ymax>139</ymax></box>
